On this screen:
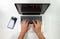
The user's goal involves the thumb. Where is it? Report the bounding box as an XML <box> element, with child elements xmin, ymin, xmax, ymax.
<box><xmin>32</xmin><ymin>24</ymin><xmax>35</xmax><ymax>30</ymax></box>
<box><xmin>27</xmin><ymin>25</ymin><xmax>30</xmax><ymax>30</ymax></box>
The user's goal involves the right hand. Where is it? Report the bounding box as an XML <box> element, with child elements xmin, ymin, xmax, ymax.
<box><xmin>32</xmin><ymin>20</ymin><xmax>42</xmax><ymax>34</ymax></box>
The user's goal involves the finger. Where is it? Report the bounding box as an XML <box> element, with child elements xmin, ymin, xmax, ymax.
<box><xmin>33</xmin><ymin>20</ymin><xmax>36</xmax><ymax>26</ymax></box>
<box><xmin>38</xmin><ymin>20</ymin><xmax>42</xmax><ymax>24</ymax></box>
<box><xmin>36</xmin><ymin>20</ymin><xmax>41</xmax><ymax>24</ymax></box>
<box><xmin>21</xmin><ymin>19</ymin><xmax>26</xmax><ymax>23</ymax></box>
<box><xmin>24</xmin><ymin>19</ymin><xmax>27</xmax><ymax>23</ymax></box>
<box><xmin>35</xmin><ymin>20</ymin><xmax>39</xmax><ymax>24</ymax></box>
<box><xmin>26</xmin><ymin>20</ymin><xmax>29</xmax><ymax>25</ymax></box>
<box><xmin>40</xmin><ymin>21</ymin><xmax>42</xmax><ymax>24</ymax></box>
<box><xmin>21</xmin><ymin>20</ymin><xmax>24</xmax><ymax>23</ymax></box>
<box><xmin>38</xmin><ymin>20</ymin><xmax>41</xmax><ymax>23</ymax></box>
<box><xmin>32</xmin><ymin>24</ymin><xmax>35</xmax><ymax>30</ymax></box>
<box><xmin>27</xmin><ymin>25</ymin><xmax>30</xmax><ymax>30</ymax></box>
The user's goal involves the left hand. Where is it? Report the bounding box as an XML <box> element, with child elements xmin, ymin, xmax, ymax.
<box><xmin>21</xmin><ymin>19</ymin><xmax>29</xmax><ymax>34</ymax></box>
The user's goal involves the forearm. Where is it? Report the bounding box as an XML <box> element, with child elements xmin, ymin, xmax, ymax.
<box><xmin>36</xmin><ymin>32</ymin><xmax>45</xmax><ymax>39</ymax></box>
<box><xmin>18</xmin><ymin>32</ymin><xmax>25</xmax><ymax>39</ymax></box>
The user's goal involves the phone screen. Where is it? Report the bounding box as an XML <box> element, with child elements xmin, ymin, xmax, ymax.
<box><xmin>7</xmin><ymin>17</ymin><xmax>17</xmax><ymax>29</ymax></box>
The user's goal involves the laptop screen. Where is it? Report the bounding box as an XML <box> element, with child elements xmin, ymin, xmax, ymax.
<box><xmin>21</xmin><ymin>4</ymin><xmax>41</xmax><ymax>13</ymax></box>
<box><xmin>15</xmin><ymin>3</ymin><xmax>50</xmax><ymax>15</ymax></box>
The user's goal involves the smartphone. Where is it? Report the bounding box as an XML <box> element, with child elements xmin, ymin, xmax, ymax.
<box><xmin>7</xmin><ymin>17</ymin><xmax>17</xmax><ymax>29</ymax></box>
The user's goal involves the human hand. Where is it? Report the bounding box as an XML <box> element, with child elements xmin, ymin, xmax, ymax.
<box><xmin>32</xmin><ymin>20</ymin><xmax>42</xmax><ymax>34</ymax></box>
<box><xmin>32</xmin><ymin>20</ymin><xmax>45</xmax><ymax>39</ymax></box>
<box><xmin>21</xmin><ymin>19</ymin><xmax>29</xmax><ymax>34</ymax></box>
<box><xmin>18</xmin><ymin>19</ymin><xmax>45</xmax><ymax>39</ymax></box>
<box><xmin>18</xmin><ymin>20</ymin><xmax>30</xmax><ymax>39</ymax></box>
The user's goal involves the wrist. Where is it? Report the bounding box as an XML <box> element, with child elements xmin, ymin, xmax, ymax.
<box><xmin>36</xmin><ymin>32</ymin><xmax>45</xmax><ymax>39</ymax></box>
<box><xmin>20</xmin><ymin>31</ymin><xmax>26</xmax><ymax>35</ymax></box>
<box><xmin>36</xmin><ymin>31</ymin><xmax>42</xmax><ymax>36</ymax></box>
<box><xmin>18</xmin><ymin>32</ymin><xmax>25</xmax><ymax>39</ymax></box>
